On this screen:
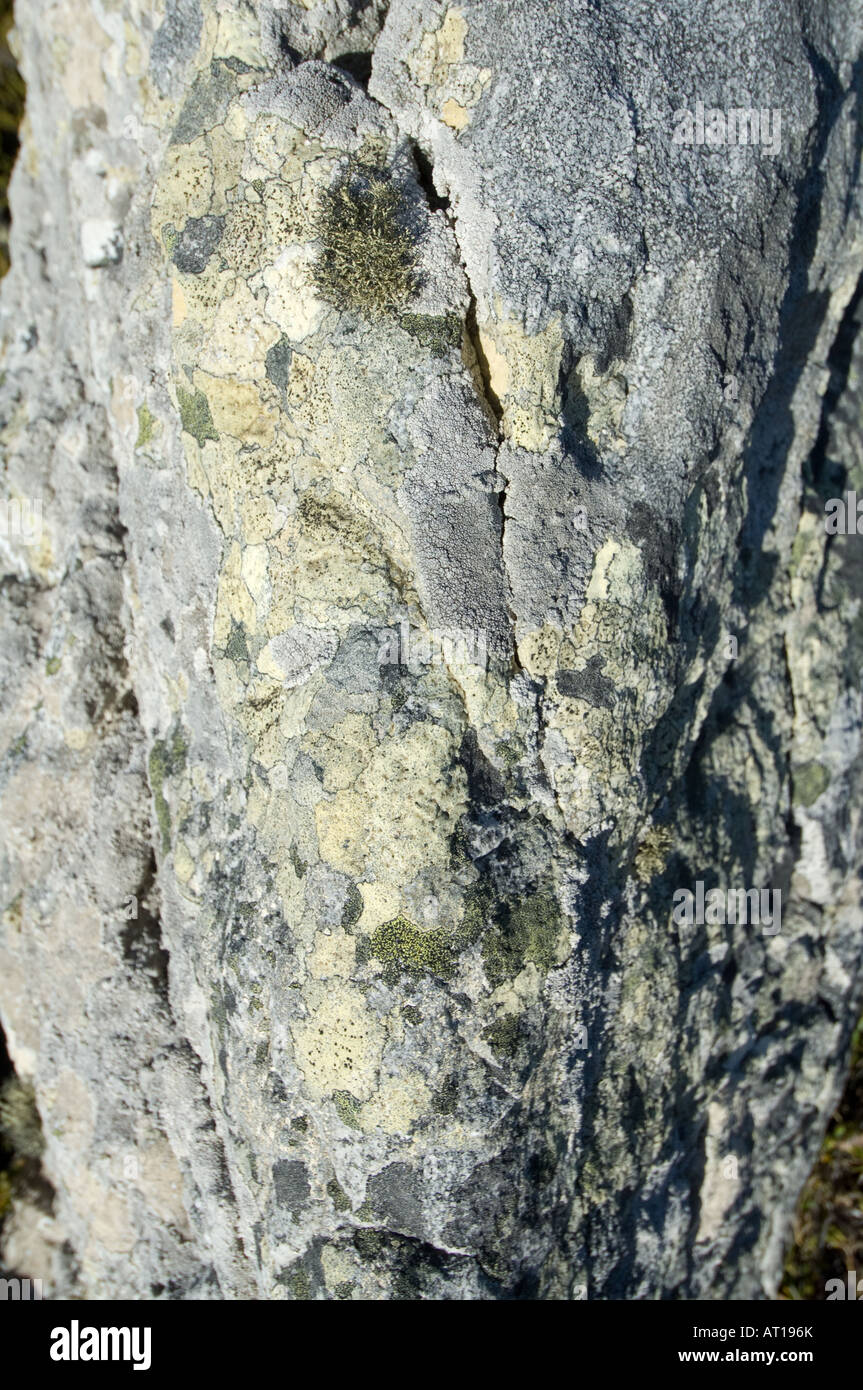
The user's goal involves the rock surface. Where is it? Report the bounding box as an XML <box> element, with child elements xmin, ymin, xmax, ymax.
<box><xmin>1</xmin><ymin>0</ymin><xmax>862</xmax><ymax>1299</ymax></box>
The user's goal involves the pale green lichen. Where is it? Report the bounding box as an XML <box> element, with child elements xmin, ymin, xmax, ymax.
<box><xmin>481</xmin><ymin>892</ymin><xmax>564</xmax><ymax>988</ymax></box>
<box><xmin>176</xmin><ymin>385</ymin><xmax>219</xmax><ymax>446</ymax></box>
<box><xmin>368</xmin><ymin>915</ymin><xmax>454</xmax><ymax>982</ymax></box>
<box><xmin>136</xmin><ymin>403</ymin><xmax>156</xmax><ymax>448</ymax></box>
<box><xmin>148</xmin><ymin>727</ymin><xmax>188</xmax><ymax>852</ymax></box>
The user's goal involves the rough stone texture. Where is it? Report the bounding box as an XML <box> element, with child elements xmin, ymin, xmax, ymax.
<box><xmin>1</xmin><ymin>0</ymin><xmax>862</xmax><ymax>1299</ymax></box>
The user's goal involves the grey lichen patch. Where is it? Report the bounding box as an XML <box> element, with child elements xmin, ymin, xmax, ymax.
<box><xmin>368</xmin><ymin>915</ymin><xmax>455</xmax><ymax>983</ymax></box>
<box><xmin>265</xmin><ymin>336</ymin><xmax>292</xmax><ymax>400</ymax></box>
<box><xmin>400</xmin><ymin>312</ymin><xmax>462</xmax><ymax>358</ymax></box>
<box><xmin>171</xmin><ymin>213</ymin><xmax>225</xmax><ymax>274</ymax></box>
<box><xmin>481</xmin><ymin>893</ymin><xmax>565</xmax><ymax>989</ymax></box>
<box><xmin>313</xmin><ymin>168</ymin><xmax>419</xmax><ymax>320</ymax></box>
<box><xmin>272</xmin><ymin>1158</ymin><xmax>310</xmax><ymax>1216</ymax></box>
<box><xmin>792</xmin><ymin>760</ymin><xmax>831</xmax><ymax>808</ymax></box>
<box><xmin>176</xmin><ymin>384</ymin><xmax>219</xmax><ymax>446</ymax></box>
<box><xmin>0</xmin><ymin>1077</ymin><xmax>44</xmax><ymax>1160</ymax></box>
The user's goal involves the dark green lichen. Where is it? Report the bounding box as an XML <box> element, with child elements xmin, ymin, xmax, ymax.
<box><xmin>341</xmin><ymin>882</ymin><xmax>364</xmax><ymax>929</ymax></box>
<box><xmin>400</xmin><ymin>312</ymin><xmax>462</xmax><ymax>358</ymax></box>
<box><xmin>0</xmin><ymin>1077</ymin><xmax>43</xmax><ymax>1160</ymax></box>
<box><xmin>481</xmin><ymin>892</ymin><xmax>564</xmax><ymax>988</ymax></box>
<box><xmin>327</xmin><ymin>1178</ymin><xmax>352</xmax><ymax>1213</ymax></box>
<box><xmin>313</xmin><ymin>168</ymin><xmax>419</xmax><ymax>320</ymax></box>
<box><xmin>483</xmin><ymin>1013</ymin><xmax>522</xmax><ymax>1058</ymax></box>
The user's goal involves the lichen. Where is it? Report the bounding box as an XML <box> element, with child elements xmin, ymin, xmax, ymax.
<box><xmin>148</xmin><ymin>727</ymin><xmax>188</xmax><ymax>852</ymax></box>
<box><xmin>400</xmin><ymin>312</ymin><xmax>462</xmax><ymax>357</ymax></box>
<box><xmin>313</xmin><ymin>168</ymin><xmax>419</xmax><ymax>320</ymax></box>
<box><xmin>368</xmin><ymin>915</ymin><xmax>454</xmax><ymax>982</ymax></box>
<box><xmin>332</xmin><ymin>1090</ymin><xmax>363</xmax><ymax>1129</ymax></box>
<box><xmin>481</xmin><ymin>893</ymin><xmax>564</xmax><ymax>988</ymax></box>
<box><xmin>135</xmin><ymin>403</ymin><xmax>156</xmax><ymax>448</ymax></box>
<box><xmin>176</xmin><ymin>384</ymin><xmax>219</xmax><ymax>446</ymax></box>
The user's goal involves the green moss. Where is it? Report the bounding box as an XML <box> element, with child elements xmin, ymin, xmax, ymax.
<box><xmin>368</xmin><ymin>915</ymin><xmax>454</xmax><ymax>982</ymax></box>
<box><xmin>481</xmin><ymin>892</ymin><xmax>564</xmax><ymax>988</ymax></box>
<box><xmin>333</xmin><ymin>1280</ymin><xmax>355</xmax><ymax>1300</ymax></box>
<box><xmin>495</xmin><ymin>736</ymin><xmax>526</xmax><ymax>769</ymax></box>
<box><xmin>483</xmin><ymin>1013</ymin><xmax>522</xmax><ymax>1058</ymax></box>
<box><xmin>135</xmin><ymin>404</ymin><xmax>156</xmax><ymax>448</ymax></box>
<box><xmin>290</xmin><ymin>1114</ymin><xmax>308</xmax><ymax>1133</ymax></box>
<box><xmin>0</xmin><ymin>1078</ymin><xmax>44</xmax><ymax>1160</ymax></box>
<box><xmin>176</xmin><ymin>385</ymin><xmax>219</xmax><ymax>446</ymax></box>
<box><xmin>354</xmin><ymin>1228</ymin><xmax>385</xmax><ymax>1259</ymax></box>
<box><xmin>327</xmin><ymin>1178</ymin><xmax>351</xmax><ymax>1212</ymax></box>
<box><xmin>401</xmin><ymin>1004</ymin><xmax>423</xmax><ymax>1025</ymax></box>
<box><xmin>333</xmin><ymin>1090</ymin><xmax>363</xmax><ymax>1130</ymax></box>
<box><xmin>400</xmin><ymin>312</ymin><xmax>462</xmax><ymax>358</ymax></box>
<box><xmin>792</xmin><ymin>760</ymin><xmax>831</xmax><ymax>808</ymax></box>
<box><xmin>313</xmin><ymin>168</ymin><xmax>418</xmax><ymax>320</ymax></box>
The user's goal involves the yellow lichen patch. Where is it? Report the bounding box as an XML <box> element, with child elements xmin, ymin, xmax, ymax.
<box><xmin>441</xmin><ymin>98</ymin><xmax>470</xmax><ymax>131</ymax></box>
<box><xmin>568</xmin><ymin>355</ymin><xmax>629</xmax><ymax>452</ymax></box>
<box><xmin>306</xmin><ymin>929</ymin><xmax>357</xmax><ymax>980</ymax></box>
<box><xmin>290</xmin><ymin>980</ymin><xmax>385</xmax><ymax>1102</ymax></box>
<box><xmin>196</xmin><ymin>280</ymin><xmax>282</xmax><ymax>380</ymax></box>
<box><xmin>195</xmin><ymin>371</ymin><xmax>277</xmax><ymax>444</ymax></box>
<box><xmin>303</xmin><ymin>713</ymin><xmax>376</xmax><ymax>793</ymax></box>
<box><xmin>478</xmin><ymin>312</ymin><xmax>564</xmax><ymax>449</ymax></box>
<box><xmin>150</xmin><ymin>140</ymin><xmax>214</xmax><ymax>233</ymax></box>
<box><xmin>315</xmin><ymin>720</ymin><xmax>466</xmax><ymax>886</ymax></box>
<box><xmin>360</xmin><ymin>1072</ymin><xmax>432</xmax><ymax>1135</ymax></box>
<box><xmin>543</xmin><ymin>538</ymin><xmax>672</xmax><ymax>843</ymax></box>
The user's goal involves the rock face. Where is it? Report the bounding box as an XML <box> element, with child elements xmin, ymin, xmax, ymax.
<box><xmin>1</xmin><ymin>0</ymin><xmax>862</xmax><ymax>1300</ymax></box>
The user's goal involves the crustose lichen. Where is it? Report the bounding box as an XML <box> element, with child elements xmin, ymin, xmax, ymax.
<box><xmin>313</xmin><ymin>169</ymin><xmax>419</xmax><ymax>320</ymax></box>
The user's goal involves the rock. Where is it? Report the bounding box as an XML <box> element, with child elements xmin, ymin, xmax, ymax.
<box><xmin>0</xmin><ymin>0</ymin><xmax>862</xmax><ymax>1301</ymax></box>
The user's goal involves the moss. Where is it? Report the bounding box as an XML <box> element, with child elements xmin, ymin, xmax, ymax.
<box><xmin>792</xmin><ymin>760</ymin><xmax>831</xmax><ymax>808</ymax></box>
<box><xmin>135</xmin><ymin>404</ymin><xmax>156</xmax><ymax>448</ymax></box>
<box><xmin>400</xmin><ymin>312</ymin><xmax>462</xmax><ymax>358</ymax></box>
<box><xmin>481</xmin><ymin>892</ymin><xmax>564</xmax><ymax>988</ymax></box>
<box><xmin>495</xmin><ymin>736</ymin><xmax>526</xmax><ymax>769</ymax></box>
<box><xmin>0</xmin><ymin>1078</ymin><xmax>44</xmax><ymax>1160</ymax></box>
<box><xmin>368</xmin><ymin>915</ymin><xmax>455</xmax><ymax>983</ymax></box>
<box><xmin>327</xmin><ymin>1178</ymin><xmax>351</xmax><ymax>1212</ymax></box>
<box><xmin>176</xmin><ymin>385</ymin><xmax>219</xmax><ymax>446</ymax></box>
<box><xmin>313</xmin><ymin>168</ymin><xmax>419</xmax><ymax>320</ymax></box>
<box><xmin>333</xmin><ymin>1279</ymin><xmax>355</xmax><ymax>1300</ymax></box>
<box><xmin>290</xmin><ymin>1114</ymin><xmax>308</xmax><ymax>1133</ymax></box>
<box><xmin>0</xmin><ymin>1168</ymin><xmax>11</xmax><ymax>1219</ymax></box>
<box><xmin>0</xmin><ymin>2</ymin><xmax>25</xmax><ymax>279</ymax></box>
<box><xmin>333</xmin><ymin>1090</ymin><xmax>363</xmax><ymax>1130</ymax></box>
<box><xmin>401</xmin><ymin>1004</ymin><xmax>423</xmax><ymax>1025</ymax></box>
<box><xmin>354</xmin><ymin>1228</ymin><xmax>385</xmax><ymax>1259</ymax></box>
<box><xmin>483</xmin><ymin>1013</ymin><xmax>522</xmax><ymax>1058</ymax></box>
